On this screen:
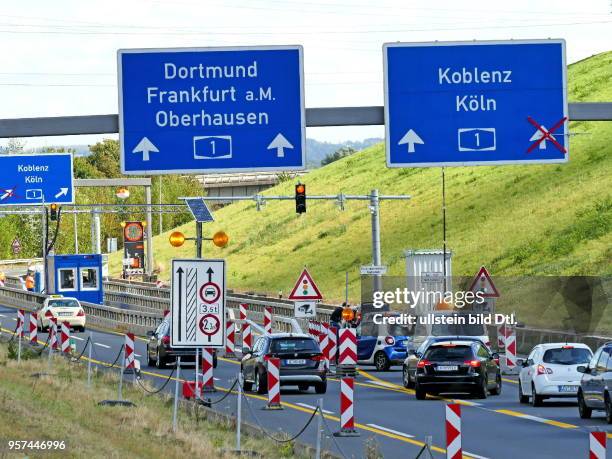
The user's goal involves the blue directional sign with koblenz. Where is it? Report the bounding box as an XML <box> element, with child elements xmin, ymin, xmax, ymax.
<box><xmin>384</xmin><ymin>39</ymin><xmax>568</xmax><ymax>167</ymax></box>
<box><xmin>118</xmin><ymin>45</ymin><xmax>306</xmax><ymax>174</ymax></box>
<box><xmin>0</xmin><ymin>153</ymin><xmax>74</xmax><ymax>206</ymax></box>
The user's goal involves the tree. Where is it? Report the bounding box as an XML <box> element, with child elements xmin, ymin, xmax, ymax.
<box><xmin>3</xmin><ymin>138</ymin><xmax>26</xmax><ymax>154</ymax></box>
<box><xmin>321</xmin><ymin>146</ymin><xmax>356</xmax><ymax>166</ymax></box>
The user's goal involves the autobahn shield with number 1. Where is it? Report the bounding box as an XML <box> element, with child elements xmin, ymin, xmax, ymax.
<box><xmin>171</xmin><ymin>259</ymin><xmax>226</xmax><ymax>348</ymax></box>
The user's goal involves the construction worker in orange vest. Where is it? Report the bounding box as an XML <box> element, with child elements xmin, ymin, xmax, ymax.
<box><xmin>25</xmin><ymin>272</ymin><xmax>35</xmax><ymax>292</ymax></box>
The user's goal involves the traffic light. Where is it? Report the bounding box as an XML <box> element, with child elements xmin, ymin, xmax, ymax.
<box><xmin>295</xmin><ymin>183</ymin><xmax>306</xmax><ymax>214</ymax></box>
<box><xmin>49</xmin><ymin>203</ymin><xmax>58</xmax><ymax>221</ymax></box>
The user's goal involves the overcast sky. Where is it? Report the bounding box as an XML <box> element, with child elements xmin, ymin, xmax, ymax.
<box><xmin>1</xmin><ymin>0</ymin><xmax>611</xmax><ymax>149</ymax></box>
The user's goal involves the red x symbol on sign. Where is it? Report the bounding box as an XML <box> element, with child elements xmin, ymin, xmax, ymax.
<box><xmin>527</xmin><ymin>116</ymin><xmax>568</xmax><ymax>154</ymax></box>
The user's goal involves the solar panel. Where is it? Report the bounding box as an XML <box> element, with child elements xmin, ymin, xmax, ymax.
<box><xmin>184</xmin><ymin>197</ymin><xmax>214</xmax><ymax>223</ymax></box>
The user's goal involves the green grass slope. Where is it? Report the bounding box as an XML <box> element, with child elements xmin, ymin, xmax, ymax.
<box><xmin>110</xmin><ymin>51</ymin><xmax>612</xmax><ymax>303</ymax></box>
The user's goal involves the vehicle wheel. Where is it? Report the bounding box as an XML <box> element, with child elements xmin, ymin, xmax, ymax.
<box><xmin>578</xmin><ymin>390</ymin><xmax>592</xmax><ymax>419</ymax></box>
<box><xmin>241</xmin><ymin>369</ymin><xmax>253</xmax><ymax>392</ymax></box>
<box><xmin>155</xmin><ymin>349</ymin><xmax>166</xmax><ymax>369</ymax></box>
<box><xmin>531</xmin><ymin>383</ymin><xmax>543</xmax><ymax>407</ymax></box>
<box><xmin>402</xmin><ymin>365</ymin><xmax>414</xmax><ymax>388</ymax></box>
<box><xmin>490</xmin><ymin>374</ymin><xmax>502</xmax><ymax>396</ymax></box>
<box><xmin>147</xmin><ymin>346</ymin><xmax>155</xmax><ymax>366</ymax></box>
<box><xmin>314</xmin><ymin>381</ymin><xmax>327</xmax><ymax>394</ymax></box>
<box><xmin>254</xmin><ymin>370</ymin><xmax>268</xmax><ymax>395</ymax></box>
<box><xmin>476</xmin><ymin>376</ymin><xmax>488</xmax><ymax>399</ymax></box>
<box><xmin>518</xmin><ymin>381</ymin><xmax>529</xmax><ymax>403</ymax></box>
<box><xmin>213</xmin><ymin>353</ymin><xmax>218</xmax><ymax>369</ymax></box>
<box><xmin>605</xmin><ymin>393</ymin><xmax>612</xmax><ymax>424</ymax></box>
<box><xmin>298</xmin><ymin>383</ymin><xmax>310</xmax><ymax>392</ymax></box>
<box><xmin>79</xmin><ymin>326</ymin><xmax>85</xmax><ymax>333</ymax></box>
<box><xmin>415</xmin><ymin>383</ymin><xmax>427</xmax><ymax>400</ymax></box>
<box><xmin>374</xmin><ymin>352</ymin><xmax>391</xmax><ymax>371</ymax></box>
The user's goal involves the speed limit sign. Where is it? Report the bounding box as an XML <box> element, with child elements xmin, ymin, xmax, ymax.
<box><xmin>171</xmin><ymin>259</ymin><xmax>226</xmax><ymax>348</ymax></box>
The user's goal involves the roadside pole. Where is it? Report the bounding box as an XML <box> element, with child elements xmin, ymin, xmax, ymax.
<box><xmin>173</xmin><ymin>356</ymin><xmax>181</xmax><ymax>432</ymax></box>
<box><xmin>195</xmin><ymin>221</ymin><xmax>203</xmax><ymax>258</ymax></box>
<box><xmin>370</xmin><ymin>189</ymin><xmax>382</xmax><ymax>294</ymax></box>
<box><xmin>195</xmin><ymin>348</ymin><xmax>200</xmax><ymax>399</ymax></box>
<box><xmin>118</xmin><ymin>344</ymin><xmax>125</xmax><ymax>401</ymax></box>
<box><xmin>87</xmin><ymin>331</ymin><xmax>93</xmax><ymax>387</ymax></box>
<box><xmin>236</xmin><ymin>371</ymin><xmax>242</xmax><ymax>452</ymax></box>
<box><xmin>17</xmin><ymin>332</ymin><xmax>22</xmax><ymax>364</ymax></box>
<box><xmin>315</xmin><ymin>398</ymin><xmax>323</xmax><ymax>459</ymax></box>
<box><xmin>73</xmin><ymin>210</ymin><xmax>79</xmax><ymax>254</ymax></box>
<box><xmin>145</xmin><ymin>184</ymin><xmax>154</xmax><ymax>278</ymax></box>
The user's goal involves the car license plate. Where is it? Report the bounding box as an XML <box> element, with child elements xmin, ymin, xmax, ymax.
<box><xmin>437</xmin><ymin>365</ymin><xmax>458</xmax><ymax>371</ymax></box>
<box><xmin>558</xmin><ymin>385</ymin><xmax>577</xmax><ymax>393</ymax></box>
<box><xmin>58</xmin><ymin>312</ymin><xmax>72</xmax><ymax>316</ymax></box>
<box><xmin>286</xmin><ymin>359</ymin><xmax>306</xmax><ymax>365</ymax></box>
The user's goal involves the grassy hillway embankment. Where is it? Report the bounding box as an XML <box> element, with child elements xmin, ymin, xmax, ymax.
<box><xmin>109</xmin><ymin>52</ymin><xmax>611</xmax><ymax>328</ymax></box>
<box><xmin>0</xmin><ymin>343</ymin><xmax>301</xmax><ymax>459</ymax></box>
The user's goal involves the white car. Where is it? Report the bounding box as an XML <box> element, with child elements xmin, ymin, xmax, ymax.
<box><xmin>517</xmin><ymin>343</ymin><xmax>592</xmax><ymax>406</ymax></box>
<box><xmin>37</xmin><ymin>295</ymin><xmax>86</xmax><ymax>332</ymax></box>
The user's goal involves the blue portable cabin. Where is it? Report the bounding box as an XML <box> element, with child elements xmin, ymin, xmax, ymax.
<box><xmin>46</xmin><ymin>254</ymin><xmax>104</xmax><ymax>304</ymax></box>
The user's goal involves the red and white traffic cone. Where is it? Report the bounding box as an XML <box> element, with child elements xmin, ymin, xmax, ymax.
<box><xmin>338</xmin><ymin>328</ymin><xmax>357</xmax><ymax>366</ymax></box>
<box><xmin>29</xmin><ymin>312</ymin><xmax>38</xmax><ymax>345</ymax></box>
<box><xmin>202</xmin><ymin>348</ymin><xmax>216</xmax><ymax>393</ymax></box>
<box><xmin>334</xmin><ymin>377</ymin><xmax>358</xmax><ymax>436</ymax></box>
<box><xmin>327</xmin><ymin>326</ymin><xmax>338</xmax><ymax>366</ymax></box>
<box><xmin>264</xmin><ymin>357</ymin><xmax>282</xmax><ymax>410</ymax></box>
<box><xmin>445</xmin><ymin>403</ymin><xmax>462</xmax><ymax>459</ymax></box>
<box><xmin>124</xmin><ymin>333</ymin><xmax>135</xmax><ymax>370</ymax></box>
<box><xmin>16</xmin><ymin>309</ymin><xmax>24</xmax><ymax>338</ymax></box>
<box><xmin>590</xmin><ymin>431</ymin><xmax>607</xmax><ymax>459</ymax></box>
<box><xmin>264</xmin><ymin>306</ymin><xmax>273</xmax><ymax>334</ymax></box>
<box><xmin>225</xmin><ymin>320</ymin><xmax>236</xmax><ymax>358</ymax></box>
<box><xmin>60</xmin><ymin>322</ymin><xmax>71</xmax><ymax>354</ymax></box>
<box><xmin>50</xmin><ymin>318</ymin><xmax>58</xmax><ymax>351</ymax></box>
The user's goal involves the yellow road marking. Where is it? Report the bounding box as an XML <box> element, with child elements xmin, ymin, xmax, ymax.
<box><xmin>502</xmin><ymin>378</ymin><xmax>518</xmax><ymax>385</ymax></box>
<box><xmin>495</xmin><ymin>409</ymin><xmax>578</xmax><ymax>429</ymax></box>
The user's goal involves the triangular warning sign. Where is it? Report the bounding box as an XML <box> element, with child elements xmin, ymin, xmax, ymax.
<box><xmin>288</xmin><ymin>269</ymin><xmax>323</xmax><ymax>300</ymax></box>
<box><xmin>468</xmin><ymin>266</ymin><xmax>500</xmax><ymax>298</ymax></box>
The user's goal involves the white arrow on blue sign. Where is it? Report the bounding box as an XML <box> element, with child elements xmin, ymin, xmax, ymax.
<box><xmin>118</xmin><ymin>45</ymin><xmax>306</xmax><ymax>175</ymax></box>
<box><xmin>384</xmin><ymin>39</ymin><xmax>568</xmax><ymax>167</ymax></box>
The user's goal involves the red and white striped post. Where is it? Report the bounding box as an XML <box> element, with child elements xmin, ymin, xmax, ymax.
<box><xmin>240</xmin><ymin>303</ymin><xmax>252</xmax><ymax>349</ymax></box>
<box><xmin>50</xmin><ymin>318</ymin><xmax>58</xmax><ymax>351</ymax></box>
<box><xmin>334</xmin><ymin>377</ymin><xmax>359</xmax><ymax>436</ymax></box>
<box><xmin>225</xmin><ymin>320</ymin><xmax>236</xmax><ymax>358</ymax></box>
<box><xmin>327</xmin><ymin>326</ymin><xmax>338</xmax><ymax>366</ymax></box>
<box><xmin>163</xmin><ymin>309</ymin><xmax>170</xmax><ymax>320</ymax></box>
<box><xmin>60</xmin><ymin>322</ymin><xmax>71</xmax><ymax>354</ymax></box>
<box><xmin>29</xmin><ymin>312</ymin><xmax>38</xmax><ymax>345</ymax></box>
<box><xmin>590</xmin><ymin>431</ymin><xmax>607</xmax><ymax>459</ymax></box>
<box><xmin>124</xmin><ymin>333</ymin><xmax>135</xmax><ymax>370</ymax></box>
<box><xmin>497</xmin><ymin>324</ymin><xmax>507</xmax><ymax>349</ymax></box>
<box><xmin>338</xmin><ymin>328</ymin><xmax>357</xmax><ymax>366</ymax></box>
<box><xmin>264</xmin><ymin>357</ymin><xmax>282</xmax><ymax>410</ymax></box>
<box><xmin>308</xmin><ymin>320</ymin><xmax>316</xmax><ymax>338</ymax></box>
<box><xmin>504</xmin><ymin>326</ymin><xmax>517</xmax><ymax>374</ymax></box>
<box><xmin>202</xmin><ymin>347</ymin><xmax>216</xmax><ymax>393</ymax></box>
<box><xmin>264</xmin><ymin>306</ymin><xmax>273</xmax><ymax>334</ymax></box>
<box><xmin>445</xmin><ymin>403</ymin><xmax>462</xmax><ymax>459</ymax></box>
<box><xmin>16</xmin><ymin>309</ymin><xmax>25</xmax><ymax>338</ymax></box>
<box><xmin>319</xmin><ymin>322</ymin><xmax>329</xmax><ymax>364</ymax></box>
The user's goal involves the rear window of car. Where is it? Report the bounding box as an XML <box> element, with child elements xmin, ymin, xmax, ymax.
<box><xmin>542</xmin><ymin>347</ymin><xmax>591</xmax><ymax>365</ymax></box>
<box><xmin>48</xmin><ymin>299</ymin><xmax>80</xmax><ymax>308</ymax></box>
<box><xmin>424</xmin><ymin>345</ymin><xmax>473</xmax><ymax>361</ymax></box>
<box><xmin>270</xmin><ymin>338</ymin><xmax>319</xmax><ymax>353</ymax></box>
<box><xmin>431</xmin><ymin>321</ymin><xmax>485</xmax><ymax>337</ymax></box>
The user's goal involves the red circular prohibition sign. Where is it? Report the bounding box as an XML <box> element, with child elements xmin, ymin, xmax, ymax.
<box><xmin>199</xmin><ymin>314</ymin><xmax>221</xmax><ymax>338</ymax></box>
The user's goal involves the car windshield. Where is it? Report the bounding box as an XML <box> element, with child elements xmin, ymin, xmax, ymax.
<box><xmin>431</xmin><ymin>320</ymin><xmax>485</xmax><ymax>337</ymax></box>
<box><xmin>48</xmin><ymin>299</ymin><xmax>80</xmax><ymax>308</ymax></box>
<box><xmin>424</xmin><ymin>345</ymin><xmax>473</xmax><ymax>362</ymax></box>
<box><xmin>270</xmin><ymin>338</ymin><xmax>319</xmax><ymax>353</ymax></box>
<box><xmin>388</xmin><ymin>323</ymin><xmax>411</xmax><ymax>336</ymax></box>
<box><xmin>542</xmin><ymin>347</ymin><xmax>591</xmax><ymax>365</ymax></box>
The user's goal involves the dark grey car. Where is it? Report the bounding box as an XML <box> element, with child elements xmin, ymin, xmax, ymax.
<box><xmin>241</xmin><ymin>333</ymin><xmax>327</xmax><ymax>394</ymax></box>
<box><xmin>577</xmin><ymin>342</ymin><xmax>612</xmax><ymax>423</ymax></box>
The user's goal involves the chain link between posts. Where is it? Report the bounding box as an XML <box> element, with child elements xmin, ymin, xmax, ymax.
<box><xmin>135</xmin><ymin>367</ymin><xmax>176</xmax><ymax>394</ymax></box>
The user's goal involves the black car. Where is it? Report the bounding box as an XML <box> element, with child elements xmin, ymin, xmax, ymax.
<box><xmin>146</xmin><ymin>319</ymin><xmax>217</xmax><ymax>369</ymax></box>
<box><xmin>577</xmin><ymin>342</ymin><xmax>612</xmax><ymax>423</ymax></box>
<box><xmin>241</xmin><ymin>333</ymin><xmax>327</xmax><ymax>394</ymax></box>
<box><xmin>403</xmin><ymin>336</ymin><xmax>491</xmax><ymax>389</ymax></box>
<box><xmin>414</xmin><ymin>339</ymin><xmax>501</xmax><ymax>400</ymax></box>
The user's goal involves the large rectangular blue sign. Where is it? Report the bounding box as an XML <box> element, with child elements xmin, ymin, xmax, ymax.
<box><xmin>0</xmin><ymin>153</ymin><xmax>74</xmax><ymax>206</ymax></box>
<box><xmin>384</xmin><ymin>39</ymin><xmax>568</xmax><ymax>167</ymax></box>
<box><xmin>118</xmin><ymin>46</ymin><xmax>305</xmax><ymax>175</ymax></box>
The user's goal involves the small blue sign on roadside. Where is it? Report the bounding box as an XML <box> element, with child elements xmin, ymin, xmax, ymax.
<box><xmin>118</xmin><ymin>45</ymin><xmax>306</xmax><ymax>175</ymax></box>
<box><xmin>384</xmin><ymin>39</ymin><xmax>568</xmax><ymax>167</ymax></box>
<box><xmin>0</xmin><ymin>153</ymin><xmax>74</xmax><ymax>205</ymax></box>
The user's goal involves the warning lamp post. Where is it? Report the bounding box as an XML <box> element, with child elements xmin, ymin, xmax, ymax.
<box><xmin>295</xmin><ymin>183</ymin><xmax>306</xmax><ymax>214</ymax></box>
<box><xmin>49</xmin><ymin>203</ymin><xmax>59</xmax><ymax>221</ymax></box>
<box><xmin>168</xmin><ymin>230</ymin><xmax>229</xmax><ymax>257</ymax></box>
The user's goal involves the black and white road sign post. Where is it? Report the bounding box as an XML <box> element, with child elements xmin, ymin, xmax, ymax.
<box><xmin>171</xmin><ymin>259</ymin><xmax>226</xmax><ymax>348</ymax></box>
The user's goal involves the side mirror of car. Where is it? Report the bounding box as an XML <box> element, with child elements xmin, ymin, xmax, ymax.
<box><xmin>146</xmin><ymin>330</ymin><xmax>155</xmax><ymax>337</ymax></box>
<box><xmin>576</xmin><ymin>365</ymin><xmax>588</xmax><ymax>374</ymax></box>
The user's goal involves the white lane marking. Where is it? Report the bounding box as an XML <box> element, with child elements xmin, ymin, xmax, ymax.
<box><xmin>464</xmin><ymin>452</ymin><xmax>491</xmax><ymax>459</ymax></box>
<box><xmin>11</xmin><ymin>318</ymin><xmax>16</xmax><ymax>321</ymax></box>
<box><xmin>135</xmin><ymin>353</ymin><xmax>142</xmax><ymax>357</ymax></box>
<box><xmin>72</xmin><ymin>335</ymin><xmax>84</xmax><ymax>341</ymax></box>
<box><xmin>0</xmin><ymin>314</ymin><xmax>5</xmax><ymax>317</ymax></box>
<box><xmin>366</xmin><ymin>424</ymin><xmax>414</xmax><ymax>438</ymax></box>
<box><xmin>296</xmin><ymin>402</ymin><xmax>334</xmax><ymax>415</ymax></box>
<box><xmin>94</xmin><ymin>343</ymin><xmax>111</xmax><ymax>349</ymax></box>
<box><xmin>366</xmin><ymin>379</ymin><xmax>397</xmax><ymax>388</ymax></box>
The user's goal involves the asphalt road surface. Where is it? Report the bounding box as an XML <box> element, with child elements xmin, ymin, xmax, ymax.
<box><xmin>1</xmin><ymin>306</ymin><xmax>611</xmax><ymax>459</ymax></box>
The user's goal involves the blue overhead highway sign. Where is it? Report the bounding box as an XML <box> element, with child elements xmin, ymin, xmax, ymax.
<box><xmin>118</xmin><ymin>45</ymin><xmax>305</xmax><ymax>175</ymax></box>
<box><xmin>0</xmin><ymin>153</ymin><xmax>74</xmax><ymax>206</ymax></box>
<box><xmin>384</xmin><ymin>39</ymin><xmax>568</xmax><ymax>167</ymax></box>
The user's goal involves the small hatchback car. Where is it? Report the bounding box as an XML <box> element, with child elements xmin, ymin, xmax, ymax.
<box><xmin>577</xmin><ymin>342</ymin><xmax>612</xmax><ymax>423</ymax></box>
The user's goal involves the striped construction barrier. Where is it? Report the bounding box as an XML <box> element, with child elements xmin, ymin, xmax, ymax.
<box><xmin>29</xmin><ymin>312</ymin><xmax>37</xmax><ymax>345</ymax></box>
<box><xmin>50</xmin><ymin>318</ymin><xmax>58</xmax><ymax>350</ymax></box>
<box><xmin>590</xmin><ymin>431</ymin><xmax>606</xmax><ymax>459</ymax></box>
<box><xmin>445</xmin><ymin>403</ymin><xmax>462</xmax><ymax>459</ymax></box>
<box><xmin>334</xmin><ymin>377</ymin><xmax>358</xmax><ymax>436</ymax></box>
<box><xmin>240</xmin><ymin>303</ymin><xmax>253</xmax><ymax>349</ymax></box>
<box><xmin>163</xmin><ymin>309</ymin><xmax>170</xmax><ymax>320</ymax></box>
<box><xmin>338</xmin><ymin>328</ymin><xmax>357</xmax><ymax>366</ymax></box>
<box><xmin>264</xmin><ymin>357</ymin><xmax>282</xmax><ymax>410</ymax></box>
<box><xmin>60</xmin><ymin>322</ymin><xmax>71</xmax><ymax>354</ymax></box>
<box><xmin>497</xmin><ymin>323</ymin><xmax>507</xmax><ymax>349</ymax></box>
<box><xmin>16</xmin><ymin>309</ymin><xmax>24</xmax><ymax>338</ymax></box>
<box><xmin>503</xmin><ymin>326</ymin><xmax>518</xmax><ymax>375</ymax></box>
<box><xmin>225</xmin><ymin>320</ymin><xmax>236</xmax><ymax>358</ymax></box>
<box><xmin>328</xmin><ymin>326</ymin><xmax>338</xmax><ymax>365</ymax></box>
<box><xmin>202</xmin><ymin>348</ymin><xmax>216</xmax><ymax>393</ymax></box>
<box><xmin>319</xmin><ymin>322</ymin><xmax>329</xmax><ymax>363</ymax></box>
<box><xmin>124</xmin><ymin>333</ymin><xmax>135</xmax><ymax>369</ymax></box>
<box><xmin>264</xmin><ymin>306</ymin><xmax>273</xmax><ymax>334</ymax></box>
<box><xmin>308</xmin><ymin>320</ymin><xmax>317</xmax><ymax>338</ymax></box>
